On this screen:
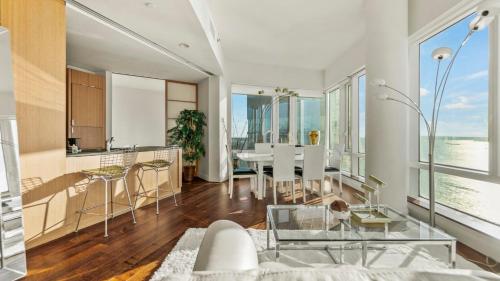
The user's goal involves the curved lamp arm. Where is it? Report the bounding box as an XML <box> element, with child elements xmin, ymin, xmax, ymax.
<box><xmin>385</xmin><ymin>97</ymin><xmax>431</xmax><ymax>138</ymax></box>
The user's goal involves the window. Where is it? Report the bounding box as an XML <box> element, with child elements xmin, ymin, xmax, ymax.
<box><xmin>417</xmin><ymin>13</ymin><xmax>495</xmax><ymax>224</ymax></box>
<box><xmin>231</xmin><ymin>94</ymin><xmax>272</xmax><ymax>151</ymax></box>
<box><xmin>296</xmin><ymin>97</ymin><xmax>326</xmax><ymax>145</ymax></box>
<box><xmin>278</xmin><ymin>97</ymin><xmax>290</xmax><ymax>143</ymax></box>
<box><xmin>328</xmin><ymin>88</ymin><xmax>341</xmax><ymax>148</ymax></box>
<box><xmin>343</xmin><ymin>83</ymin><xmax>353</xmax><ymax>174</ymax></box>
<box><xmin>326</xmin><ymin>70</ymin><xmax>365</xmax><ymax>178</ymax></box>
<box><xmin>358</xmin><ymin>75</ymin><xmax>366</xmax><ymax>177</ymax></box>
<box><xmin>419</xmin><ymin>14</ymin><xmax>489</xmax><ymax>171</ymax></box>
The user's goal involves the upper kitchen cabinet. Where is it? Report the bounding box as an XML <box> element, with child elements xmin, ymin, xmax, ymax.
<box><xmin>67</xmin><ymin>68</ymin><xmax>105</xmax><ymax>149</ymax></box>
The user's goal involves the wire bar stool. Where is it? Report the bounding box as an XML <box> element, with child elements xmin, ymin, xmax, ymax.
<box><xmin>75</xmin><ymin>150</ymin><xmax>138</xmax><ymax>237</ymax></box>
<box><xmin>134</xmin><ymin>148</ymin><xmax>178</xmax><ymax>214</ymax></box>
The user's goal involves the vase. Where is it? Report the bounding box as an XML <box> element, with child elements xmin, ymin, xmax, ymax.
<box><xmin>308</xmin><ymin>130</ymin><xmax>320</xmax><ymax>145</ymax></box>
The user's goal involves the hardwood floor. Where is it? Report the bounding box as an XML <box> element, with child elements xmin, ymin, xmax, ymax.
<box><xmin>22</xmin><ymin>178</ymin><xmax>498</xmax><ymax>281</ymax></box>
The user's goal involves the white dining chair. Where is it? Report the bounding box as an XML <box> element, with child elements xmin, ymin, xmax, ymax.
<box><xmin>325</xmin><ymin>144</ymin><xmax>344</xmax><ymax>195</ymax></box>
<box><xmin>226</xmin><ymin>145</ymin><xmax>257</xmax><ymax>198</ymax></box>
<box><xmin>255</xmin><ymin>142</ymin><xmax>273</xmax><ymax>173</ymax></box>
<box><xmin>264</xmin><ymin>144</ymin><xmax>299</xmax><ymax>204</ymax></box>
<box><xmin>296</xmin><ymin>145</ymin><xmax>326</xmax><ymax>203</ymax></box>
<box><xmin>255</xmin><ymin>143</ymin><xmax>272</xmax><ymax>154</ymax></box>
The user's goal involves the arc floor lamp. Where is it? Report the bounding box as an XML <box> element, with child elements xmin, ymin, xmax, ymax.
<box><xmin>373</xmin><ymin>0</ymin><xmax>499</xmax><ymax>227</ymax></box>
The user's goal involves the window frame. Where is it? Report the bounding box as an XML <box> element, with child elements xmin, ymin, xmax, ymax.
<box><xmin>408</xmin><ymin>5</ymin><xmax>500</xmax><ymax>214</ymax></box>
<box><xmin>325</xmin><ymin>68</ymin><xmax>366</xmax><ymax>180</ymax></box>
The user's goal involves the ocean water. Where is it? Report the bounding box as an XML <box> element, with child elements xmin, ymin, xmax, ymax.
<box><xmin>419</xmin><ymin>137</ymin><xmax>500</xmax><ymax>225</ymax></box>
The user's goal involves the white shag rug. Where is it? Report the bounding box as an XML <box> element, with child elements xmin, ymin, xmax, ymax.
<box><xmin>150</xmin><ymin>228</ymin><xmax>482</xmax><ymax>281</ymax></box>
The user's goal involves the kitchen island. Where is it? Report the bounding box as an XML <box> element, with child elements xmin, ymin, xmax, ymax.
<box><xmin>22</xmin><ymin>146</ymin><xmax>182</xmax><ymax>248</ymax></box>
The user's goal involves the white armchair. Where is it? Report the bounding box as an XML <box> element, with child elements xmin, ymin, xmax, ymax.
<box><xmin>193</xmin><ymin>220</ymin><xmax>258</xmax><ymax>271</ymax></box>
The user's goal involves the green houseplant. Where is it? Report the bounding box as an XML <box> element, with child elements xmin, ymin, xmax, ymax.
<box><xmin>167</xmin><ymin>109</ymin><xmax>206</xmax><ymax>182</ymax></box>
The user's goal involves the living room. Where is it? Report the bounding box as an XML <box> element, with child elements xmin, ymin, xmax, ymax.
<box><xmin>0</xmin><ymin>0</ymin><xmax>499</xmax><ymax>280</ymax></box>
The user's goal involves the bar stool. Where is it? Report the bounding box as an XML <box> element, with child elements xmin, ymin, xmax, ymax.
<box><xmin>75</xmin><ymin>150</ymin><xmax>138</xmax><ymax>237</ymax></box>
<box><xmin>134</xmin><ymin>148</ymin><xmax>178</xmax><ymax>215</ymax></box>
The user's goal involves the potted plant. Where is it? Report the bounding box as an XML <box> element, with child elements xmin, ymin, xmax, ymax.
<box><xmin>167</xmin><ymin>110</ymin><xmax>206</xmax><ymax>182</ymax></box>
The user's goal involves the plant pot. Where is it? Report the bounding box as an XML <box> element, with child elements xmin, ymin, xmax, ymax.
<box><xmin>183</xmin><ymin>165</ymin><xmax>196</xmax><ymax>182</ymax></box>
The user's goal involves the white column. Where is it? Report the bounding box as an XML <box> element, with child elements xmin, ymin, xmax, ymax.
<box><xmin>365</xmin><ymin>0</ymin><xmax>409</xmax><ymax>212</ymax></box>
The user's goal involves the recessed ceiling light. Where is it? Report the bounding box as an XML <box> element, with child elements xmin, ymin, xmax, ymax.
<box><xmin>178</xmin><ymin>42</ymin><xmax>190</xmax><ymax>49</ymax></box>
<box><xmin>144</xmin><ymin>2</ymin><xmax>154</xmax><ymax>8</ymax></box>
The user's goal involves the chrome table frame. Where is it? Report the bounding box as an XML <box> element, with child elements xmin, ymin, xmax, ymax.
<box><xmin>266</xmin><ymin>204</ymin><xmax>457</xmax><ymax>268</ymax></box>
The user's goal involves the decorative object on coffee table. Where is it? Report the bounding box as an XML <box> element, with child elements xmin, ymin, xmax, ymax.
<box><xmin>352</xmin><ymin>188</ymin><xmax>391</xmax><ymax>226</ymax></box>
<box><xmin>330</xmin><ymin>199</ymin><xmax>350</xmax><ymax>220</ymax></box>
<box><xmin>167</xmin><ymin>109</ymin><xmax>206</xmax><ymax>182</ymax></box>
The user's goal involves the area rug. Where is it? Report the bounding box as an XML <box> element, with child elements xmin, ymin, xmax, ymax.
<box><xmin>150</xmin><ymin>228</ymin><xmax>482</xmax><ymax>281</ymax></box>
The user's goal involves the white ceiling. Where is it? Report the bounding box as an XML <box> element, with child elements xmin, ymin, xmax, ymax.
<box><xmin>68</xmin><ymin>0</ymin><xmax>367</xmax><ymax>82</ymax></box>
<box><xmin>67</xmin><ymin>0</ymin><xmax>222</xmax><ymax>82</ymax></box>
<box><xmin>207</xmin><ymin>0</ymin><xmax>366</xmax><ymax>70</ymax></box>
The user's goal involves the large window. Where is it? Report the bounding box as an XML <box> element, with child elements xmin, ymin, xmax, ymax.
<box><xmin>326</xmin><ymin>70</ymin><xmax>365</xmax><ymax>178</ymax></box>
<box><xmin>296</xmin><ymin>97</ymin><xmax>326</xmax><ymax>145</ymax></box>
<box><xmin>278</xmin><ymin>97</ymin><xmax>290</xmax><ymax>143</ymax></box>
<box><xmin>231</xmin><ymin>91</ymin><xmax>325</xmax><ymax>150</ymax></box>
<box><xmin>418</xmin><ymin>14</ymin><xmax>496</xmax><ymax>224</ymax></box>
<box><xmin>231</xmin><ymin>94</ymin><xmax>272</xmax><ymax>151</ymax></box>
<box><xmin>358</xmin><ymin>75</ymin><xmax>366</xmax><ymax>177</ymax></box>
<box><xmin>328</xmin><ymin>88</ymin><xmax>341</xmax><ymax>148</ymax></box>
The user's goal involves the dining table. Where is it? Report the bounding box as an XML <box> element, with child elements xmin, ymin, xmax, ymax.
<box><xmin>236</xmin><ymin>152</ymin><xmax>304</xmax><ymax>200</ymax></box>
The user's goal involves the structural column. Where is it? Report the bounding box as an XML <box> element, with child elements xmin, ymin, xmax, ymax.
<box><xmin>365</xmin><ymin>0</ymin><xmax>409</xmax><ymax>212</ymax></box>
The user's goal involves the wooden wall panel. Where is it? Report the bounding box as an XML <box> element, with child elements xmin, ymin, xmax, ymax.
<box><xmin>0</xmin><ymin>0</ymin><xmax>67</xmax><ymax>180</ymax></box>
<box><xmin>68</xmin><ymin>68</ymin><xmax>106</xmax><ymax>148</ymax></box>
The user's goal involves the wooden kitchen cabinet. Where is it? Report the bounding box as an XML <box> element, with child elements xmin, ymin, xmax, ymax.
<box><xmin>67</xmin><ymin>68</ymin><xmax>106</xmax><ymax>149</ymax></box>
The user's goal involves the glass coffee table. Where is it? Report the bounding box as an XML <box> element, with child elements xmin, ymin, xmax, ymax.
<box><xmin>266</xmin><ymin>204</ymin><xmax>457</xmax><ymax>268</ymax></box>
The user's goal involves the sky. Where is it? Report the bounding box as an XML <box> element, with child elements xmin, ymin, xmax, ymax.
<box><xmin>420</xmin><ymin>13</ymin><xmax>489</xmax><ymax>138</ymax></box>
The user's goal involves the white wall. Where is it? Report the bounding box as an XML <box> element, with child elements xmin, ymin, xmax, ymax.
<box><xmin>324</xmin><ymin>38</ymin><xmax>366</xmax><ymax>88</ymax></box>
<box><xmin>408</xmin><ymin>0</ymin><xmax>460</xmax><ymax>35</ymax></box>
<box><xmin>197</xmin><ymin>75</ymin><xmax>229</xmax><ymax>182</ymax></box>
<box><xmin>111</xmin><ymin>74</ymin><xmax>165</xmax><ymax>147</ymax></box>
<box><xmin>365</xmin><ymin>0</ymin><xmax>409</xmax><ymax>213</ymax></box>
<box><xmin>227</xmin><ymin>60</ymin><xmax>324</xmax><ymax>91</ymax></box>
<box><xmin>198</xmin><ymin>77</ymin><xmax>211</xmax><ymax>180</ymax></box>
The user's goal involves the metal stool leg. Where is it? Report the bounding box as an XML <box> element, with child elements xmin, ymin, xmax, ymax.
<box><xmin>104</xmin><ymin>180</ymin><xmax>109</xmax><ymax>238</ymax></box>
<box><xmin>123</xmin><ymin>176</ymin><xmax>136</xmax><ymax>224</ymax></box>
<box><xmin>168</xmin><ymin>170</ymin><xmax>178</xmax><ymax>206</ymax></box>
<box><xmin>110</xmin><ymin>181</ymin><xmax>114</xmax><ymax>218</ymax></box>
<box><xmin>133</xmin><ymin>168</ymin><xmax>143</xmax><ymax>209</ymax></box>
<box><xmin>75</xmin><ymin>186</ymin><xmax>90</xmax><ymax>233</ymax></box>
<box><xmin>155</xmin><ymin>169</ymin><xmax>160</xmax><ymax>215</ymax></box>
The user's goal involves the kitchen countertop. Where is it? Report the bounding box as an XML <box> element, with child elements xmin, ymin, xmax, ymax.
<box><xmin>66</xmin><ymin>145</ymin><xmax>180</xmax><ymax>157</ymax></box>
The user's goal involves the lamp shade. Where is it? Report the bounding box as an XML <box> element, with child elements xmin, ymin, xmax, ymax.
<box><xmin>371</xmin><ymin>78</ymin><xmax>386</xmax><ymax>87</ymax></box>
<box><xmin>469</xmin><ymin>15</ymin><xmax>494</xmax><ymax>31</ymax></box>
<box><xmin>432</xmin><ymin>47</ymin><xmax>452</xmax><ymax>60</ymax></box>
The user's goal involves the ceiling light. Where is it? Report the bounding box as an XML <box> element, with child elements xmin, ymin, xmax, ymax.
<box><xmin>144</xmin><ymin>2</ymin><xmax>154</xmax><ymax>8</ymax></box>
<box><xmin>178</xmin><ymin>42</ymin><xmax>190</xmax><ymax>49</ymax></box>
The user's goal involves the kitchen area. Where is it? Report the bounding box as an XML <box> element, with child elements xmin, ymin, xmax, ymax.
<box><xmin>23</xmin><ymin>67</ymin><xmax>200</xmax><ymax>247</ymax></box>
<box><xmin>0</xmin><ymin>0</ymin><xmax>224</xmax><ymax>254</ymax></box>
